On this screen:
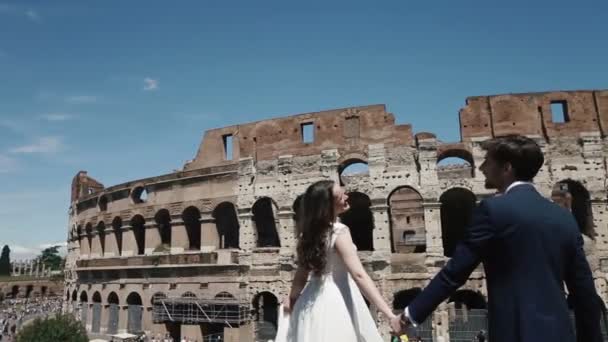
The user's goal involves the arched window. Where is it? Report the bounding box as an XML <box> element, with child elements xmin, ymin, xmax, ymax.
<box><xmin>131</xmin><ymin>215</ymin><xmax>146</xmax><ymax>255</ymax></box>
<box><xmin>338</xmin><ymin>159</ymin><xmax>369</xmax><ymax>187</ymax></box>
<box><xmin>112</xmin><ymin>217</ymin><xmax>123</xmax><ymax>256</ymax></box>
<box><xmin>182</xmin><ymin>206</ymin><xmax>201</xmax><ymax>250</ymax></box>
<box><xmin>440</xmin><ymin>188</ymin><xmax>477</xmax><ymax>257</ymax></box>
<box><xmin>253</xmin><ymin>292</ymin><xmax>280</xmax><ymax>341</ymax></box>
<box><xmin>212</xmin><ymin>202</ymin><xmax>240</xmax><ymax>249</ymax></box>
<box><xmin>437</xmin><ymin>148</ymin><xmax>474</xmax><ymax>179</ymax></box>
<box><xmin>388</xmin><ymin>186</ymin><xmax>426</xmax><ymax>253</ymax></box>
<box><xmin>154</xmin><ymin>209</ymin><xmax>172</xmax><ymax>248</ymax></box>
<box><xmin>252</xmin><ymin>198</ymin><xmax>280</xmax><ymax>247</ymax></box>
<box><xmin>96</xmin><ymin>221</ymin><xmax>106</xmax><ymax>256</ymax></box>
<box><xmin>339</xmin><ymin>192</ymin><xmax>374</xmax><ymax>251</ymax></box>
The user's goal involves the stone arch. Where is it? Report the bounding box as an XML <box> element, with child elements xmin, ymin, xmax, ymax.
<box><xmin>253</xmin><ymin>292</ymin><xmax>279</xmax><ymax>341</ymax></box>
<box><xmin>388</xmin><ymin>186</ymin><xmax>426</xmax><ymax>253</ymax></box>
<box><xmin>80</xmin><ymin>290</ymin><xmax>89</xmax><ymax>303</ymax></box>
<box><xmin>41</xmin><ymin>286</ymin><xmax>47</xmax><ymax>297</ymax></box>
<box><xmin>339</xmin><ymin>191</ymin><xmax>374</xmax><ymax>251</ymax></box>
<box><xmin>338</xmin><ymin>158</ymin><xmax>369</xmax><ymax>187</ymax></box>
<box><xmin>108</xmin><ymin>291</ymin><xmax>119</xmax><ymax>305</ymax></box>
<box><xmin>96</xmin><ymin>221</ymin><xmax>106</xmax><ymax>256</ymax></box>
<box><xmin>449</xmin><ymin>289</ymin><xmax>487</xmax><ymax>310</ymax></box>
<box><xmin>154</xmin><ymin>209</ymin><xmax>172</xmax><ymax>247</ymax></box>
<box><xmin>252</xmin><ymin>197</ymin><xmax>281</xmax><ymax>247</ymax></box>
<box><xmin>440</xmin><ymin>187</ymin><xmax>477</xmax><ymax>257</ymax></box>
<box><xmin>66</xmin><ymin>289</ymin><xmax>70</xmax><ymax>301</ymax></box>
<box><xmin>126</xmin><ymin>292</ymin><xmax>143</xmax><ymax>333</ymax></box>
<box><xmin>437</xmin><ymin>148</ymin><xmax>475</xmax><ymax>179</ymax></box>
<box><xmin>91</xmin><ymin>291</ymin><xmax>103</xmax><ymax>333</ymax></box>
<box><xmin>107</xmin><ymin>291</ymin><xmax>120</xmax><ymax>334</ymax></box>
<box><xmin>72</xmin><ymin>289</ymin><xmax>77</xmax><ymax>301</ymax></box>
<box><xmin>80</xmin><ymin>290</ymin><xmax>89</xmax><ymax>324</ymax></box>
<box><xmin>85</xmin><ymin>223</ymin><xmax>94</xmax><ymax>253</ymax></box>
<box><xmin>215</xmin><ymin>291</ymin><xmax>235</xmax><ymax>300</ymax></box>
<box><xmin>98</xmin><ymin>195</ymin><xmax>108</xmax><ymax>211</ymax></box>
<box><xmin>131</xmin><ymin>185</ymin><xmax>148</xmax><ymax>204</ymax></box>
<box><xmin>552</xmin><ymin>179</ymin><xmax>596</xmax><ymax>238</ymax></box>
<box><xmin>131</xmin><ymin>215</ymin><xmax>146</xmax><ymax>255</ymax></box>
<box><xmin>182</xmin><ymin>206</ymin><xmax>202</xmax><ymax>251</ymax></box>
<box><xmin>112</xmin><ymin>216</ymin><xmax>123</xmax><ymax>256</ymax></box>
<box><xmin>212</xmin><ymin>202</ymin><xmax>240</xmax><ymax>249</ymax></box>
<box><xmin>182</xmin><ymin>291</ymin><xmax>197</xmax><ymax>298</ymax></box>
<box><xmin>151</xmin><ymin>292</ymin><xmax>167</xmax><ymax>306</ymax></box>
<box><xmin>393</xmin><ymin>288</ymin><xmax>422</xmax><ymax>310</ymax></box>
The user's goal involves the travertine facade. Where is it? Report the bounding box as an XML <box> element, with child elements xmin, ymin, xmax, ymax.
<box><xmin>65</xmin><ymin>89</ymin><xmax>608</xmax><ymax>341</ymax></box>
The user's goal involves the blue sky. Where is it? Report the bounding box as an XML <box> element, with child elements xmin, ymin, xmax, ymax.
<box><xmin>1</xmin><ymin>0</ymin><xmax>606</xmax><ymax>259</ymax></box>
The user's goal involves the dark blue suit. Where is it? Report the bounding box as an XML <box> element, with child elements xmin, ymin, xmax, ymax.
<box><xmin>408</xmin><ymin>184</ymin><xmax>602</xmax><ymax>342</ymax></box>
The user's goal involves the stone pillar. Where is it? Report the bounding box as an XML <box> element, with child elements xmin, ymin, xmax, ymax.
<box><xmin>370</xmin><ymin>203</ymin><xmax>391</xmax><ymax>252</ymax></box>
<box><xmin>101</xmin><ymin>304</ymin><xmax>109</xmax><ymax>334</ymax></box>
<box><xmin>417</xmin><ymin>137</ymin><xmax>439</xmax><ymax>188</ymax></box>
<box><xmin>80</xmin><ymin>236</ymin><xmax>90</xmax><ymax>258</ymax></box>
<box><xmin>29</xmin><ymin>260</ymin><xmax>33</xmax><ymax>276</ymax></box>
<box><xmin>90</xmin><ymin>233</ymin><xmax>101</xmax><ymax>258</ymax></box>
<box><xmin>170</xmin><ymin>219</ymin><xmax>188</xmax><ymax>253</ymax></box>
<box><xmin>239</xmin><ymin>211</ymin><xmax>256</xmax><ymax>251</ymax></box>
<box><xmin>145</xmin><ymin>223</ymin><xmax>161</xmax><ymax>255</ymax></box>
<box><xmin>121</xmin><ymin>225</ymin><xmax>137</xmax><ymax>257</ymax></box>
<box><xmin>277</xmin><ymin>209</ymin><xmax>296</xmax><ymax>250</ymax></box>
<box><xmin>201</xmin><ymin>213</ymin><xmax>220</xmax><ymax>251</ymax></box>
<box><xmin>118</xmin><ymin>306</ymin><xmax>128</xmax><ymax>333</ymax></box>
<box><xmin>34</xmin><ymin>261</ymin><xmax>40</xmax><ymax>278</ymax></box>
<box><xmin>182</xmin><ymin>324</ymin><xmax>203</xmax><ymax>341</ymax></box>
<box><xmin>424</xmin><ymin>202</ymin><xmax>444</xmax><ymax>259</ymax></box>
<box><xmin>105</xmin><ymin>229</ymin><xmax>118</xmax><ymax>257</ymax></box>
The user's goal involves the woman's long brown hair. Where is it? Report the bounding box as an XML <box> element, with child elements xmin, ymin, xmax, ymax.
<box><xmin>295</xmin><ymin>180</ymin><xmax>336</xmax><ymax>274</ymax></box>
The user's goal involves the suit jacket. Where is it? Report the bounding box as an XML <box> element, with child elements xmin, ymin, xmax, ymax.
<box><xmin>408</xmin><ymin>184</ymin><xmax>603</xmax><ymax>342</ymax></box>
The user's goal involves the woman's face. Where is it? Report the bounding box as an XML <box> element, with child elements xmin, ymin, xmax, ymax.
<box><xmin>332</xmin><ymin>183</ymin><xmax>349</xmax><ymax>215</ymax></box>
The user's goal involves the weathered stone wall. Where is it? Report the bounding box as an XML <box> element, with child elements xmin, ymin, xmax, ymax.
<box><xmin>65</xmin><ymin>89</ymin><xmax>608</xmax><ymax>341</ymax></box>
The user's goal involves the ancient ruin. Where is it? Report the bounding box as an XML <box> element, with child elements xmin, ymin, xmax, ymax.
<box><xmin>64</xmin><ymin>89</ymin><xmax>608</xmax><ymax>341</ymax></box>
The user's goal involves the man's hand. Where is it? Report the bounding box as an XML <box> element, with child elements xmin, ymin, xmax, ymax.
<box><xmin>390</xmin><ymin>312</ymin><xmax>408</xmax><ymax>336</ymax></box>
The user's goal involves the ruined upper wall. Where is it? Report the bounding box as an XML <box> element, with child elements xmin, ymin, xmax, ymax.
<box><xmin>71</xmin><ymin>171</ymin><xmax>104</xmax><ymax>203</ymax></box>
<box><xmin>185</xmin><ymin>105</ymin><xmax>414</xmax><ymax>170</ymax></box>
<box><xmin>459</xmin><ymin>90</ymin><xmax>608</xmax><ymax>141</ymax></box>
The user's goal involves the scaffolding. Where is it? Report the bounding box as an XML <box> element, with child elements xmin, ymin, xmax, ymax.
<box><xmin>152</xmin><ymin>294</ymin><xmax>251</xmax><ymax>326</ymax></box>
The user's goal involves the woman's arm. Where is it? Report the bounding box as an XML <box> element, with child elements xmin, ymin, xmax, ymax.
<box><xmin>335</xmin><ymin>229</ymin><xmax>396</xmax><ymax>320</ymax></box>
<box><xmin>283</xmin><ymin>264</ymin><xmax>310</xmax><ymax>313</ymax></box>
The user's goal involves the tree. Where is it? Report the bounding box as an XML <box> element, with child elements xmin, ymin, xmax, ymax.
<box><xmin>38</xmin><ymin>245</ymin><xmax>62</xmax><ymax>271</ymax></box>
<box><xmin>16</xmin><ymin>314</ymin><xmax>88</xmax><ymax>342</ymax></box>
<box><xmin>0</xmin><ymin>245</ymin><xmax>10</xmax><ymax>276</ymax></box>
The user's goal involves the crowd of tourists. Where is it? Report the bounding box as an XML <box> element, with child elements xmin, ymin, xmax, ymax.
<box><xmin>0</xmin><ymin>297</ymin><xmax>62</xmax><ymax>341</ymax></box>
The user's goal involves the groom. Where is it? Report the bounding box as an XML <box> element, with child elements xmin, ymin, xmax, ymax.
<box><xmin>391</xmin><ymin>135</ymin><xmax>603</xmax><ymax>342</ymax></box>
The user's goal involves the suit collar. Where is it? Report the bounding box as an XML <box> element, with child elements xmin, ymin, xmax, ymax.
<box><xmin>505</xmin><ymin>181</ymin><xmax>535</xmax><ymax>194</ymax></box>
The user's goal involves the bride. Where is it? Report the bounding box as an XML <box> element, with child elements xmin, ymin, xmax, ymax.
<box><xmin>276</xmin><ymin>180</ymin><xmax>400</xmax><ymax>341</ymax></box>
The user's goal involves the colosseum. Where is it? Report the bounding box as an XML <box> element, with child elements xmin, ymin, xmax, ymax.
<box><xmin>65</xmin><ymin>89</ymin><xmax>608</xmax><ymax>341</ymax></box>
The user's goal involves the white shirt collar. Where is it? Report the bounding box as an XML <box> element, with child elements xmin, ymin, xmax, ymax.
<box><xmin>505</xmin><ymin>181</ymin><xmax>534</xmax><ymax>194</ymax></box>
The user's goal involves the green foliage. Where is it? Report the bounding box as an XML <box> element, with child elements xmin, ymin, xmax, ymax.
<box><xmin>0</xmin><ymin>245</ymin><xmax>10</xmax><ymax>276</ymax></box>
<box><xmin>38</xmin><ymin>245</ymin><xmax>63</xmax><ymax>271</ymax></box>
<box><xmin>16</xmin><ymin>314</ymin><xmax>88</xmax><ymax>342</ymax></box>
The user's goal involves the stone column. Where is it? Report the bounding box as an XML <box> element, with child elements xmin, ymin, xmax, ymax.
<box><xmin>118</xmin><ymin>306</ymin><xmax>128</xmax><ymax>333</ymax></box>
<box><xmin>417</xmin><ymin>137</ymin><xmax>439</xmax><ymax>189</ymax></box>
<box><xmin>238</xmin><ymin>211</ymin><xmax>256</xmax><ymax>251</ymax></box>
<box><xmin>424</xmin><ymin>202</ymin><xmax>444</xmax><ymax>259</ymax></box>
<box><xmin>104</xmin><ymin>229</ymin><xmax>118</xmax><ymax>258</ymax></box>
<box><xmin>370</xmin><ymin>203</ymin><xmax>391</xmax><ymax>252</ymax></box>
<box><xmin>201</xmin><ymin>213</ymin><xmax>219</xmax><ymax>251</ymax></box>
<box><xmin>277</xmin><ymin>209</ymin><xmax>296</xmax><ymax>250</ymax></box>
<box><xmin>29</xmin><ymin>260</ymin><xmax>33</xmax><ymax>276</ymax></box>
<box><xmin>170</xmin><ymin>218</ymin><xmax>188</xmax><ymax>253</ymax></box>
<box><xmin>90</xmin><ymin>233</ymin><xmax>101</xmax><ymax>258</ymax></box>
<box><xmin>121</xmin><ymin>224</ymin><xmax>137</xmax><ymax>257</ymax></box>
<box><xmin>320</xmin><ymin>149</ymin><xmax>339</xmax><ymax>183</ymax></box>
<box><xmin>34</xmin><ymin>261</ymin><xmax>40</xmax><ymax>278</ymax></box>
<box><xmin>144</xmin><ymin>222</ymin><xmax>161</xmax><ymax>255</ymax></box>
<box><xmin>80</xmin><ymin>236</ymin><xmax>91</xmax><ymax>258</ymax></box>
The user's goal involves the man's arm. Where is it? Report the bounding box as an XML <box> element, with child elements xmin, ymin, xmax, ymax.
<box><xmin>406</xmin><ymin>200</ymin><xmax>495</xmax><ymax>324</ymax></box>
<box><xmin>565</xmin><ymin>233</ymin><xmax>602</xmax><ymax>342</ymax></box>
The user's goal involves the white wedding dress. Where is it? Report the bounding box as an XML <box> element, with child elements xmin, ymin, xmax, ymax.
<box><xmin>274</xmin><ymin>222</ymin><xmax>384</xmax><ymax>342</ymax></box>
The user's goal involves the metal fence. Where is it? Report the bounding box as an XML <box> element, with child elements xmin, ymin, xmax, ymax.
<box><xmin>448</xmin><ymin>309</ymin><xmax>488</xmax><ymax>342</ymax></box>
<box><xmin>127</xmin><ymin>304</ymin><xmax>143</xmax><ymax>333</ymax></box>
<box><xmin>107</xmin><ymin>304</ymin><xmax>119</xmax><ymax>334</ymax></box>
<box><xmin>91</xmin><ymin>303</ymin><xmax>101</xmax><ymax>333</ymax></box>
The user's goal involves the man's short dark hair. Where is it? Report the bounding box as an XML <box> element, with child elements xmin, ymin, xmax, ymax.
<box><xmin>480</xmin><ymin>135</ymin><xmax>544</xmax><ymax>181</ymax></box>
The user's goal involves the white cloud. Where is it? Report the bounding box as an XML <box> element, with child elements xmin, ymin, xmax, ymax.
<box><xmin>25</xmin><ymin>9</ymin><xmax>39</xmax><ymax>21</ymax></box>
<box><xmin>143</xmin><ymin>77</ymin><xmax>159</xmax><ymax>91</ymax></box>
<box><xmin>65</xmin><ymin>95</ymin><xmax>97</xmax><ymax>104</ymax></box>
<box><xmin>40</xmin><ymin>113</ymin><xmax>74</xmax><ymax>121</ymax></box>
<box><xmin>7</xmin><ymin>242</ymin><xmax>67</xmax><ymax>261</ymax></box>
<box><xmin>9</xmin><ymin>136</ymin><xmax>64</xmax><ymax>154</ymax></box>
<box><xmin>0</xmin><ymin>154</ymin><xmax>18</xmax><ymax>173</ymax></box>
